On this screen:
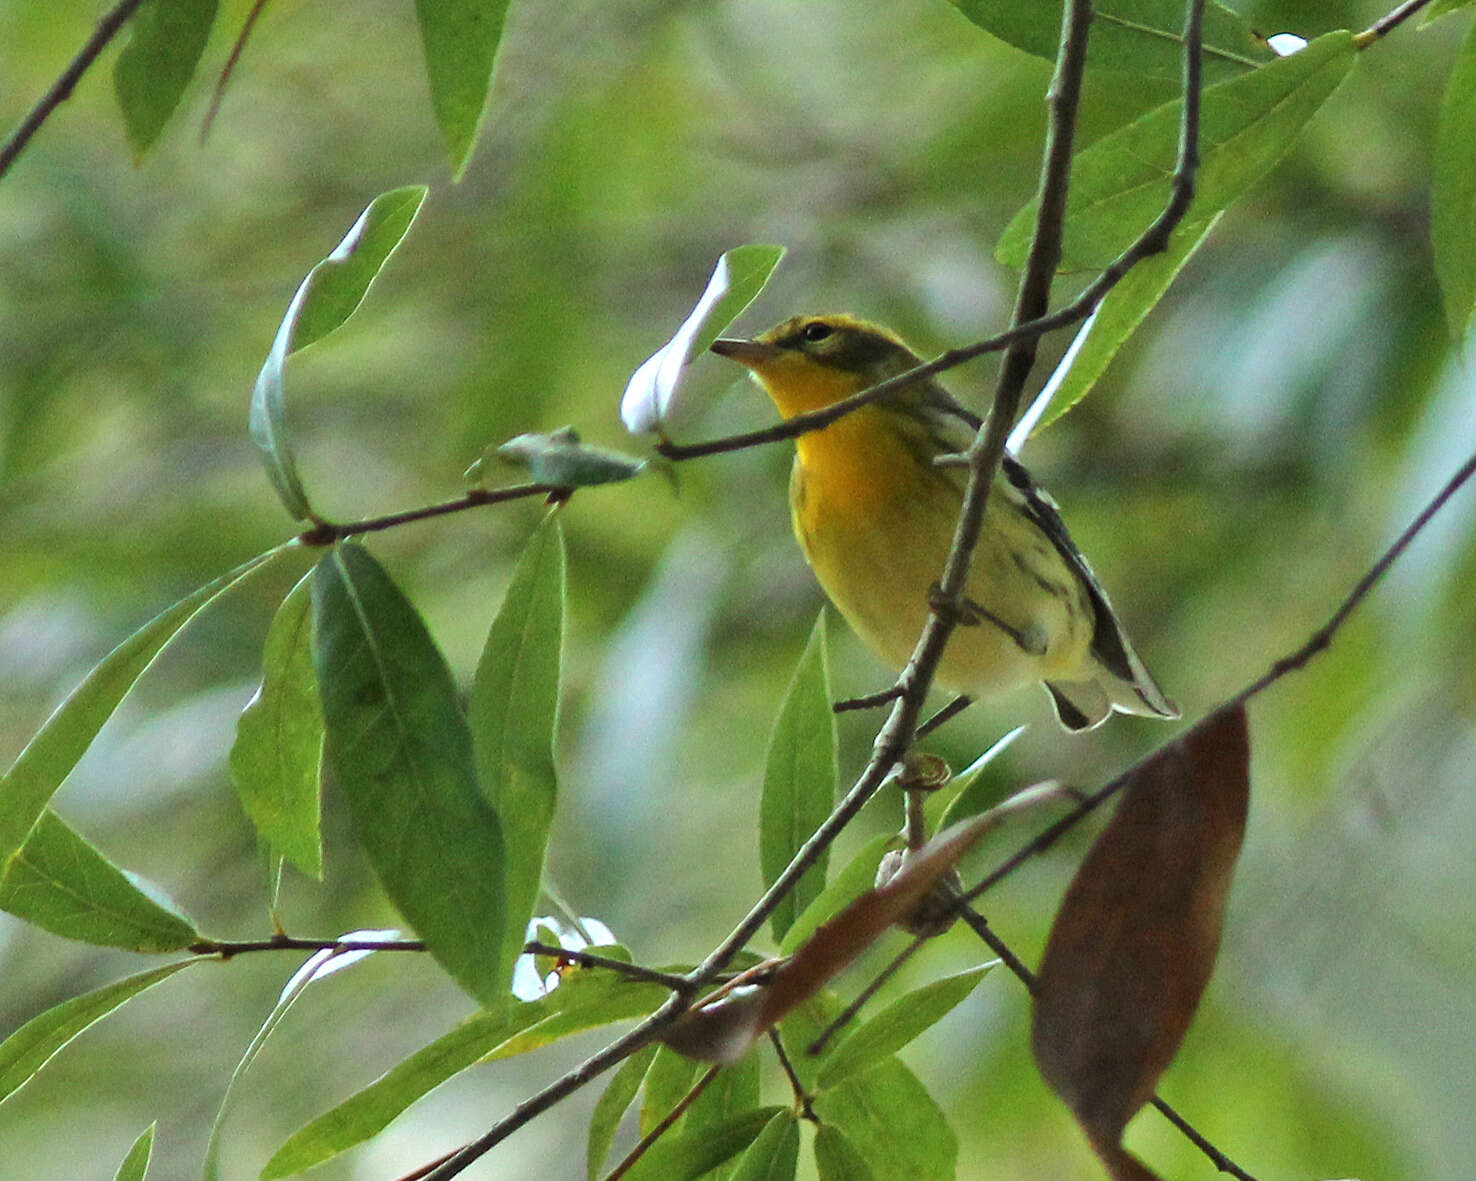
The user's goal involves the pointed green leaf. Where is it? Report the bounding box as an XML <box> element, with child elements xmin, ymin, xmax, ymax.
<box><xmin>780</xmin><ymin>833</ymin><xmax>893</xmax><ymax>956</ymax></box>
<box><xmin>113</xmin><ymin>0</ymin><xmax>218</xmax><ymax>154</ymax></box>
<box><xmin>813</xmin><ymin>1059</ymin><xmax>955</xmax><ymax>1181</ymax></box>
<box><xmin>998</xmin><ymin>32</ymin><xmax>1357</xmax><ymax>271</ymax></box>
<box><xmin>682</xmin><ymin>1056</ymin><xmax>762</xmax><ymax>1181</ymax></box>
<box><xmin>0</xmin><ymin>960</ymin><xmax>197</xmax><ymax>1105</ymax></box>
<box><xmin>0</xmin><ymin>811</ymin><xmax>198</xmax><ymax>951</ymax></box>
<box><xmin>781</xmin><ymin>999</ymin><xmax>955</xmax><ymax>1181</ymax></box>
<box><xmin>760</xmin><ymin>614</ymin><xmax>837</xmax><ymax>941</ymax></box>
<box><xmin>416</xmin><ymin>0</ymin><xmax>511</xmax><ymax>177</ymax></box>
<box><xmin>112</xmin><ymin>1123</ymin><xmax>157</xmax><ymax>1181</ymax></box>
<box><xmin>0</xmin><ymin>545</ymin><xmax>293</xmax><ymax>871</ymax></box>
<box><xmin>1024</xmin><ymin>217</ymin><xmax>1219</xmax><ymax>434</ymax></box>
<box><xmin>231</xmin><ymin>570</ymin><xmax>324</xmax><ymax>878</ymax></box>
<box><xmin>587</xmin><ymin>1044</ymin><xmax>658</xmax><ymax>1180</ymax></box>
<box><xmin>1434</xmin><ymin>19</ymin><xmax>1476</xmax><ymax>338</ymax></box>
<box><xmin>252</xmin><ymin>187</ymin><xmax>427</xmax><ymax>519</ymax></box>
<box><xmin>1422</xmin><ymin>0</ymin><xmax>1476</xmax><ymax>27</ymax></box>
<box><xmin>622</xmin><ymin>244</ymin><xmax>787</xmax><ymax>434</ymax></box>
<box><xmin>947</xmin><ymin>0</ymin><xmax>1270</xmax><ymax>83</ymax></box>
<box><xmin>469</xmin><ymin>514</ymin><xmax>565</xmax><ymax>998</ymax></box>
<box><xmin>642</xmin><ymin>1046</ymin><xmax>703</xmax><ymax>1135</ymax></box>
<box><xmin>261</xmin><ymin>969</ymin><xmax>667</xmax><ymax>1178</ymax></box>
<box><xmin>929</xmin><ymin>725</ymin><xmax>1027</xmax><ymax>831</ymax></box>
<box><xmin>729</xmin><ymin>1111</ymin><xmax>799</xmax><ymax>1181</ymax></box>
<box><xmin>813</xmin><ymin>1126</ymin><xmax>876</xmax><ymax>1181</ymax></box>
<box><xmin>622</xmin><ymin>1106</ymin><xmax>785</xmax><ymax>1181</ymax></box>
<box><xmin>312</xmin><ymin>543</ymin><xmax>505</xmax><ymax>1005</ymax></box>
<box><xmin>204</xmin><ymin>942</ymin><xmax>386</xmax><ymax>1181</ymax></box>
<box><xmin>816</xmin><ymin>965</ymin><xmax>992</xmax><ymax>1090</ymax></box>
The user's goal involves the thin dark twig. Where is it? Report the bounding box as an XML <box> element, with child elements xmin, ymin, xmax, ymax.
<box><xmin>603</xmin><ymin>1065</ymin><xmax>722</xmax><ymax>1181</ymax></box>
<box><xmin>296</xmin><ymin>483</ymin><xmax>567</xmax><ymax>545</ymax></box>
<box><xmin>916</xmin><ymin>694</ymin><xmax>973</xmax><ymax>738</ymax></box>
<box><xmin>190</xmin><ymin>934</ymin><xmax>426</xmax><ymax>957</ymax></box>
<box><xmin>806</xmin><ymin>930</ymin><xmax>929</xmax><ymax>1057</ymax></box>
<box><xmin>421</xmin><ymin>993</ymin><xmax>689</xmax><ymax>1180</ymax></box>
<box><xmin>1355</xmin><ymin>0</ymin><xmax>1436</xmax><ymax>44</ymax></box>
<box><xmin>832</xmin><ymin>686</ymin><xmax>904</xmax><ymax>713</ymax></box>
<box><xmin>522</xmin><ymin>942</ymin><xmax>694</xmax><ymax>992</ymax></box>
<box><xmin>768</xmin><ymin>1029</ymin><xmax>818</xmax><ymax>1122</ymax></box>
<box><xmin>1232</xmin><ymin>447</ymin><xmax>1476</xmax><ymax>705</ymax></box>
<box><xmin>200</xmin><ymin>0</ymin><xmax>273</xmax><ymax>141</ymax></box>
<box><xmin>0</xmin><ymin>0</ymin><xmax>149</xmax><ymax>182</ymax></box>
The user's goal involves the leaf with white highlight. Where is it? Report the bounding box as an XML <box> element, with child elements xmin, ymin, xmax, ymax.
<box><xmin>621</xmin><ymin>245</ymin><xmax>785</xmax><ymax>435</ymax></box>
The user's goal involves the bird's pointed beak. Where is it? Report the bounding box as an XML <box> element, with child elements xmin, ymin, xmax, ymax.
<box><xmin>710</xmin><ymin>337</ymin><xmax>781</xmax><ymax>370</ymax></box>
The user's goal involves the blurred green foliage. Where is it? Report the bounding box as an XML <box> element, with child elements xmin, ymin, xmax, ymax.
<box><xmin>1</xmin><ymin>0</ymin><xmax>1474</xmax><ymax>1178</ymax></box>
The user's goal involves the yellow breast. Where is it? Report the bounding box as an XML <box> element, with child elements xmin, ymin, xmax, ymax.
<box><xmin>788</xmin><ymin>409</ymin><xmax>1093</xmax><ymax>697</ymax></box>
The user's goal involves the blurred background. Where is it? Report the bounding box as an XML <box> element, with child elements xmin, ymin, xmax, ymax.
<box><xmin>1</xmin><ymin>0</ymin><xmax>1473</xmax><ymax>1177</ymax></box>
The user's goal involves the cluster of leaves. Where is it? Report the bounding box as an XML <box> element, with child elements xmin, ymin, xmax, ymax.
<box><xmin>4</xmin><ymin>0</ymin><xmax>1476</xmax><ymax>1178</ymax></box>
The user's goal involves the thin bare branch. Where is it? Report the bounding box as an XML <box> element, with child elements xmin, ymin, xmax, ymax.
<box><xmin>0</xmin><ymin>0</ymin><xmax>149</xmax><ymax>183</ymax></box>
<box><xmin>190</xmin><ymin>934</ymin><xmax>425</xmax><ymax>957</ymax></box>
<box><xmin>602</xmin><ymin>1065</ymin><xmax>722</xmax><ymax>1181</ymax></box>
<box><xmin>522</xmin><ymin>942</ymin><xmax>694</xmax><ymax>992</ymax></box>
<box><xmin>296</xmin><ymin>482</ymin><xmax>568</xmax><ymax>545</ymax></box>
<box><xmin>1232</xmin><ymin>447</ymin><xmax>1476</xmax><ymax>705</ymax></box>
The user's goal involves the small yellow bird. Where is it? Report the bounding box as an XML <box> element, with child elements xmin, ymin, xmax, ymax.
<box><xmin>711</xmin><ymin>314</ymin><xmax>1177</xmax><ymax>731</ymax></box>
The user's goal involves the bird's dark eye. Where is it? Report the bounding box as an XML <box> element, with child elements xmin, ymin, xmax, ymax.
<box><xmin>800</xmin><ymin>321</ymin><xmax>834</xmax><ymax>343</ymax></box>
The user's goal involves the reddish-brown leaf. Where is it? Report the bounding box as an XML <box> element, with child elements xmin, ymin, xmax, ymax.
<box><xmin>1032</xmin><ymin>705</ymin><xmax>1250</xmax><ymax>1176</ymax></box>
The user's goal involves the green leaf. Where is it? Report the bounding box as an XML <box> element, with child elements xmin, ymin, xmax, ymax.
<box><xmin>415</xmin><ymin>0</ymin><xmax>511</xmax><ymax>177</ymax></box>
<box><xmin>469</xmin><ymin>514</ymin><xmax>565</xmax><ymax>999</ymax></box>
<box><xmin>204</xmin><ymin>941</ymin><xmax>385</xmax><ymax>1181</ymax></box>
<box><xmin>1434</xmin><ymin>19</ymin><xmax>1476</xmax><ymax>338</ymax></box>
<box><xmin>683</xmin><ymin>1057</ymin><xmax>762</xmax><ymax>1181</ymax></box>
<box><xmin>230</xmin><ymin>570</ymin><xmax>324</xmax><ymax>878</ymax></box>
<box><xmin>997</xmin><ymin>32</ymin><xmax>1357</xmax><ymax>271</ymax></box>
<box><xmin>621</xmin><ymin>244</ymin><xmax>787</xmax><ymax>434</ymax></box>
<box><xmin>813</xmin><ymin>1125</ymin><xmax>876</xmax><ymax>1181</ymax></box>
<box><xmin>813</xmin><ymin>1059</ymin><xmax>956</xmax><ymax>1181</ymax></box>
<box><xmin>112</xmin><ymin>1123</ymin><xmax>157</xmax><ymax>1181</ymax></box>
<box><xmin>760</xmin><ymin>614</ymin><xmax>837</xmax><ymax>942</ymax></box>
<box><xmin>251</xmin><ymin>187</ymin><xmax>427</xmax><ymax>519</ymax></box>
<box><xmin>587</xmin><ymin>1044</ymin><xmax>658</xmax><ymax>1181</ymax></box>
<box><xmin>642</xmin><ymin>1046</ymin><xmax>702</xmax><ymax>1135</ymax></box>
<box><xmin>781</xmin><ymin>999</ymin><xmax>955</xmax><ymax>1181</ymax></box>
<box><xmin>780</xmin><ymin>833</ymin><xmax>893</xmax><ymax>956</ymax></box>
<box><xmin>261</xmin><ymin>970</ymin><xmax>667</xmax><ymax>1178</ymax></box>
<box><xmin>0</xmin><ymin>811</ymin><xmax>199</xmax><ymax>951</ymax></box>
<box><xmin>622</xmin><ymin>1106</ymin><xmax>785</xmax><ymax>1181</ymax></box>
<box><xmin>113</xmin><ymin>0</ymin><xmax>217</xmax><ymax>154</ymax></box>
<box><xmin>312</xmin><ymin>543</ymin><xmax>505</xmax><ymax>1005</ymax></box>
<box><xmin>0</xmin><ymin>960</ymin><xmax>197</xmax><ymax>1105</ymax></box>
<box><xmin>0</xmin><ymin>544</ymin><xmax>293</xmax><ymax>871</ymax></box>
<box><xmin>928</xmin><ymin>725</ymin><xmax>1027</xmax><ymax>831</ymax></box>
<box><xmin>1422</xmin><ymin>0</ymin><xmax>1476</xmax><ymax>27</ymax></box>
<box><xmin>729</xmin><ymin>1111</ymin><xmax>800</xmax><ymax>1181</ymax></box>
<box><xmin>948</xmin><ymin>0</ymin><xmax>1270</xmax><ymax>83</ymax></box>
<box><xmin>816</xmin><ymin>965</ymin><xmax>992</xmax><ymax>1090</ymax></box>
<box><xmin>492</xmin><ymin>427</ymin><xmax>647</xmax><ymax>487</ymax></box>
<box><xmin>1021</xmin><ymin>217</ymin><xmax>1219</xmax><ymax>435</ymax></box>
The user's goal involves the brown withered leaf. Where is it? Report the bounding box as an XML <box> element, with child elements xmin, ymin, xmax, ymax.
<box><xmin>1032</xmin><ymin>705</ymin><xmax>1250</xmax><ymax>1180</ymax></box>
<box><xmin>660</xmin><ymin>782</ymin><xmax>1064</xmax><ymax>1064</ymax></box>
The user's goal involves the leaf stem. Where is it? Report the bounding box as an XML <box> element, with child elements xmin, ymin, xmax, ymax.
<box><xmin>1355</xmin><ymin>0</ymin><xmax>1436</xmax><ymax>46</ymax></box>
<box><xmin>295</xmin><ymin>483</ymin><xmax>568</xmax><ymax>545</ymax></box>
